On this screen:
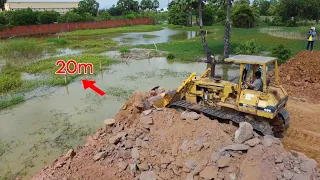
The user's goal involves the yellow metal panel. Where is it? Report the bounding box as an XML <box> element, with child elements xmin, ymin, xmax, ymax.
<box><xmin>221</xmin><ymin>85</ymin><xmax>233</xmax><ymax>102</ymax></box>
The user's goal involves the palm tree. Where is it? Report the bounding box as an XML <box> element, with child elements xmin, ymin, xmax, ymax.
<box><xmin>223</xmin><ymin>0</ymin><xmax>233</xmax><ymax>59</ymax></box>
<box><xmin>198</xmin><ymin>0</ymin><xmax>215</xmax><ymax>76</ymax></box>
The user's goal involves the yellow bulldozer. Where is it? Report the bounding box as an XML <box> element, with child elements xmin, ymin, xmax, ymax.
<box><xmin>144</xmin><ymin>55</ymin><xmax>290</xmax><ymax>137</ymax></box>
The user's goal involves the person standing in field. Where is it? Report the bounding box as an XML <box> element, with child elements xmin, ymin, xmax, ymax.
<box><xmin>306</xmin><ymin>27</ymin><xmax>316</xmax><ymax>52</ymax></box>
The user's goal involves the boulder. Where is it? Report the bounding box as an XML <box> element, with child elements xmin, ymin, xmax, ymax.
<box><xmin>142</xmin><ymin>109</ymin><xmax>152</xmax><ymax>116</ymax></box>
<box><xmin>139</xmin><ymin>171</ymin><xmax>157</xmax><ymax>180</ymax></box>
<box><xmin>234</xmin><ymin>122</ymin><xmax>253</xmax><ymax>144</ymax></box>
<box><xmin>104</xmin><ymin>118</ymin><xmax>115</xmax><ymax>126</ymax></box>
<box><xmin>221</xmin><ymin>144</ymin><xmax>250</xmax><ymax>152</ymax></box>
<box><xmin>181</xmin><ymin>111</ymin><xmax>200</xmax><ymax>120</ymax></box>
<box><xmin>65</xmin><ymin>149</ymin><xmax>76</xmax><ymax>158</ymax></box>
<box><xmin>109</xmin><ymin>132</ymin><xmax>128</xmax><ymax>144</ymax></box>
<box><xmin>140</xmin><ymin>116</ymin><xmax>153</xmax><ymax>125</ymax></box>
<box><xmin>138</xmin><ymin>162</ymin><xmax>149</xmax><ymax>171</ymax></box>
<box><xmin>132</xmin><ymin>148</ymin><xmax>140</xmax><ymax>160</ymax></box>
<box><xmin>118</xmin><ymin>161</ymin><xmax>128</xmax><ymax>171</ymax></box>
<box><xmin>93</xmin><ymin>151</ymin><xmax>107</xmax><ymax>161</ymax></box>
<box><xmin>244</xmin><ymin>138</ymin><xmax>261</xmax><ymax>147</ymax></box>
<box><xmin>283</xmin><ymin>170</ymin><xmax>294</xmax><ymax>180</ymax></box>
<box><xmin>217</xmin><ymin>155</ymin><xmax>231</xmax><ymax>168</ymax></box>
<box><xmin>185</xmin><ymin>159</ymin><xmax>198</xmax><ymax>170</ymax></box>
<box><xmin>125</xmin><ymin>139</ymin><xmax>134</xmax><ymax>149</ymax></box>
<box><xmin>199</xmin><ymin>165</ymin><xmax>218</xmax><ymax>179</ymax></box>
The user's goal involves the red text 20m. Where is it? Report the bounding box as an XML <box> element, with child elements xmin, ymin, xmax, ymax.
<box><xmin>55</xmin><ymin>60</ymin><xmax>94</xmax><ymax>75</ymax></box>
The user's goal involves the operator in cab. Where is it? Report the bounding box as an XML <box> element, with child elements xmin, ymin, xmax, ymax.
<box><xmin>245</xmin><ymin>71</ymin><xmax>263</xmax><ymax>92</ymax></box>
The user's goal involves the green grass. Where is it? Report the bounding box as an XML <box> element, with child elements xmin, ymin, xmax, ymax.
<box><xmin>119</xmin><ymin>47</ymin><xmax>130</xmax><ymax>53</ymax></box>
<box><xmin>46</xmin><ymin>38</ymin><xmax>70</xmax><ymax>45</ymax></box>
<box><xmin>69</xmin><ymin>39</ymin><xmax>118</xmax><ymax>49</ymax></box>
<box><xmin>0</xmin><ymin>95</ymin><xmax>24</xmax><ymax>109</ymax></box>
<box><xmin>61</xmin><ymin>25</ymin><xmax>165</xmax><ymax>36</ymax></box>
<box><xmin>142</xmin><ymin>34</ymin><xmax>158</xmax><ymax>39</ymax></box>
<box><xmin>0</xmin><ymin>39</ymin><xmax>45</xmax><ymax>63</ymax></box>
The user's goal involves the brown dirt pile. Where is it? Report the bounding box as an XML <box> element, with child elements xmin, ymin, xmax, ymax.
<box><xmin>32</xmin><ymin>92</ymin><xmax>320</xmax><ymax>180</ymax></box>
<box><xmin>269</xmin><ymin>51</ymin><xmax>320</xmax><ymax>103</ymax></box>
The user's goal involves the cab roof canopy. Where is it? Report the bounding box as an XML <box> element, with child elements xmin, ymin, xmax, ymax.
<box><xmin>224</xmin><ymin>55</ymin><xmax>277</xmax><ymax>65</ymax></box>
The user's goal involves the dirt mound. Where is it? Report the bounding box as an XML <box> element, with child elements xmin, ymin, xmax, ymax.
<box><xmin>32</xmin><ymin>92</ymin><xmax>320</xmax><ymax>180</ymax></box>
<box><xmin>269</xmin><ymin>51</ymin><xmax>320</xmax><ymax>103</ymax></box>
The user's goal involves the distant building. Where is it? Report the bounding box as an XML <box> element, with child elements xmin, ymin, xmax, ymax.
<box><xmin>4</xmin><ymin>0</ymin><xmax>79</xmax><ymax>14</ymax></box>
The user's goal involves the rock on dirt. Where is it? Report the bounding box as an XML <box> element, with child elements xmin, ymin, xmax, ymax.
<box><xmin>199</xmin><ymin>165</ymin><xmax>218</xmax><ymax>179</ymax></box>
<box><xmin>139</xmin><ymin>171</ymin><xmax>157</xmax><ymax>180</ymax></box>
<box><xmin>93</xmin><ymin>151</ymin><xmax>107</xmax><ymax>161</ymax></box>
<box><xmin>31</xmin><ymin>91</ymin><xmax>320</xmax><ymax>180</ymax></box>
<box><xmin>104</xmin><ymin>118</ymin><xmax>115</xmax><ymax>126</ymax></box>
<box><xmin>181</xmin><ymin>111</ymin><xmax>201</xmax><ymax>120</ymax></box>
<box><xmin>234</xmin><ymin>122</ymin><xmax>253</xmax><ymax>144</ymax></box>
<box><xmin>65</xmin><ymin>149</ymin><xmax>76</xmax><ymax>158</ymax></box>
<box><xmin>244</xmin><ymin>138</ymin><xmax>261</xmax><ymax>147</ymax></box>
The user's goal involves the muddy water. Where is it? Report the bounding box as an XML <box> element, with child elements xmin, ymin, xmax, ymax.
<box><xmin>0</xmin><ymin>57</ymin><xmax>239</xmax><ymax>179</ymax></box>
<box><xmin>112</xmin><ymin>28</ymin><xmax>200</xmax><ymax>45</ymax></box>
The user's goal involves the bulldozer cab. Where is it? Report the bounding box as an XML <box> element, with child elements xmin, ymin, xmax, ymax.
<box><xmin>225</xmin><ymin>55</ymin><xmax>287</xmax><ymax>119</ymax></box>
<box><xmin>225</xmin><ymin>55</ymin><xmax>280</xmax><ymax>93</ymax></box>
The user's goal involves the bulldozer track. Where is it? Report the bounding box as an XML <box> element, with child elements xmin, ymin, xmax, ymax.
<box><xmin>168</xmin><ymin>100</ymin><xmax>274</xmax><ymax>136</ymax></box>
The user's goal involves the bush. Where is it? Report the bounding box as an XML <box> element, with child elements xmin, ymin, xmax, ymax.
<box><xmin>216</xmin><ymin>9</ymin><xmax>226</xmax><ymax>24</ymax></box>
<box><xmin>271</xmin><ymin>44</ymin><xmax>291</xmax><ymax>64</ymax></box>
<box><xmin>97</xmin><ymin>11</ymin><xmax>112</xmax><ymax>21</ymax></box>
<box><xmin>9</xmin><ymin>8</ymin><xmax>38</xmax><ymax>26</ymax></box>
<box><xmin>168</xmin><ymin>4</ymin><xmax>187</xmax><ymax>25</ymax></box>
<box><xmin>38</xmin><ymin>10</ymin><xmax>60</xmax><ymax>24</ymax></box>
<box><xmin>236</xmin><ymin>40</ymin><xmax>261</xmax><ymax>55</ymax></box>
<box><xmin>267</xmin><ymin>16</ymin><xmax>285</xmax><ymax>26</ymax></box>
<box><xmin>167</xmin><ymin>53</ymin><xmax>175</xmax><ymax>60</ymax></box>
<box><xmin>231</xmin><ymin>4</ymin><xmax>258</xmax><ymax>28</ymax></box>
<box><xmin>124</xmin><ymin>11</ymin><xmax>136</xmax><ymax>19</ymax></box>
<box><xmin>203</xmin><ymin>3</ymin><xmax>215</xmax><ymax>26</ymax></box>
<box><xmin>58</xmin><ymin>11</ymin><xmax>83</xmax><ymax>23</ymax></box>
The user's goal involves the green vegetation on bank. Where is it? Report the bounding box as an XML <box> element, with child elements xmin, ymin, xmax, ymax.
<box><xmin>62</xmin><ymin>25</ymin><xmax>165</xmax><ymax>36</ymax></box>
<box><xmin>0</xmin><ymin>54</ymin><xmax>119</xmax><ymax>110</ymax></box>
<box><xmin>135</xmin><ymin>25</ymin><xmax>317</xmax><ymax>63</ymax></box>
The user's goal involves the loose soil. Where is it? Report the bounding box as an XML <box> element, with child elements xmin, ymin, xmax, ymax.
<box><xmin>31</xmin><ymin>51</ymin><xmax>320</xmax><ymax>180</ymax></box>
<box><xmin>269</xmin><ymin>51</ymin><xmax>320</xmax><ymax>103</ymax></box>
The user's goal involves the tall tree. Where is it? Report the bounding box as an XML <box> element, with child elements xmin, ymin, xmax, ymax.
<box><xmin>152</xmin><ymin>0</ymin><xmax>160</xmax><ymax>10</ymax></box>
<box><xmin>141</xmin><ymin>0</ymin><xmax>153</xmax><ymax>10</ymax></box>
<box><xmin>78</xmin><ymin>0</ymin><xmax>99</xmax><ymax>16</ymax></box>
<box><xmin>117</xmin><ymin>0</ymin><xmax>140</xmax><ymax>12</ymax></box>
<box><xmin>0</xmin><ymin>0</ymin><xmax>6</xmax><ymax>10</ymax></box>
<box><xmin>278</xmin><ymin>0</ymin><xmax>302</xmax><ymax>26</ymax></box>
<box><xmin>198</xmin><ymin>0</ymin><xmax>215</xmax><ymax>76</ymax></box>
<box><xmin>223</xmin><ymin>0</ymin><xmax>233</xmax><ymax>59</ymax></box>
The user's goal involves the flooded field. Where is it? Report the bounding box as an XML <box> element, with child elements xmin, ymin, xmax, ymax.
<box><xmin>112</xmin><ymin>27</ymin><xmax>200</xmax><ymax>45</ymax></box>
<box><xmin>0</xmin><ymin>55</ymin><xmax>239</xmax><ymax>179</ymax></box>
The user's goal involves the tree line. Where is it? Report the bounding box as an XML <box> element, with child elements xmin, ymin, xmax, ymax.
<box><xmin>168</xmin><ymin>0</ymin><xmax>320</xmax><ymax>28</ymax></box>
<box><xmin>0</xmin><ymin>0</ymin><xmax>163</xmax><ymax>29</ymax></box>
